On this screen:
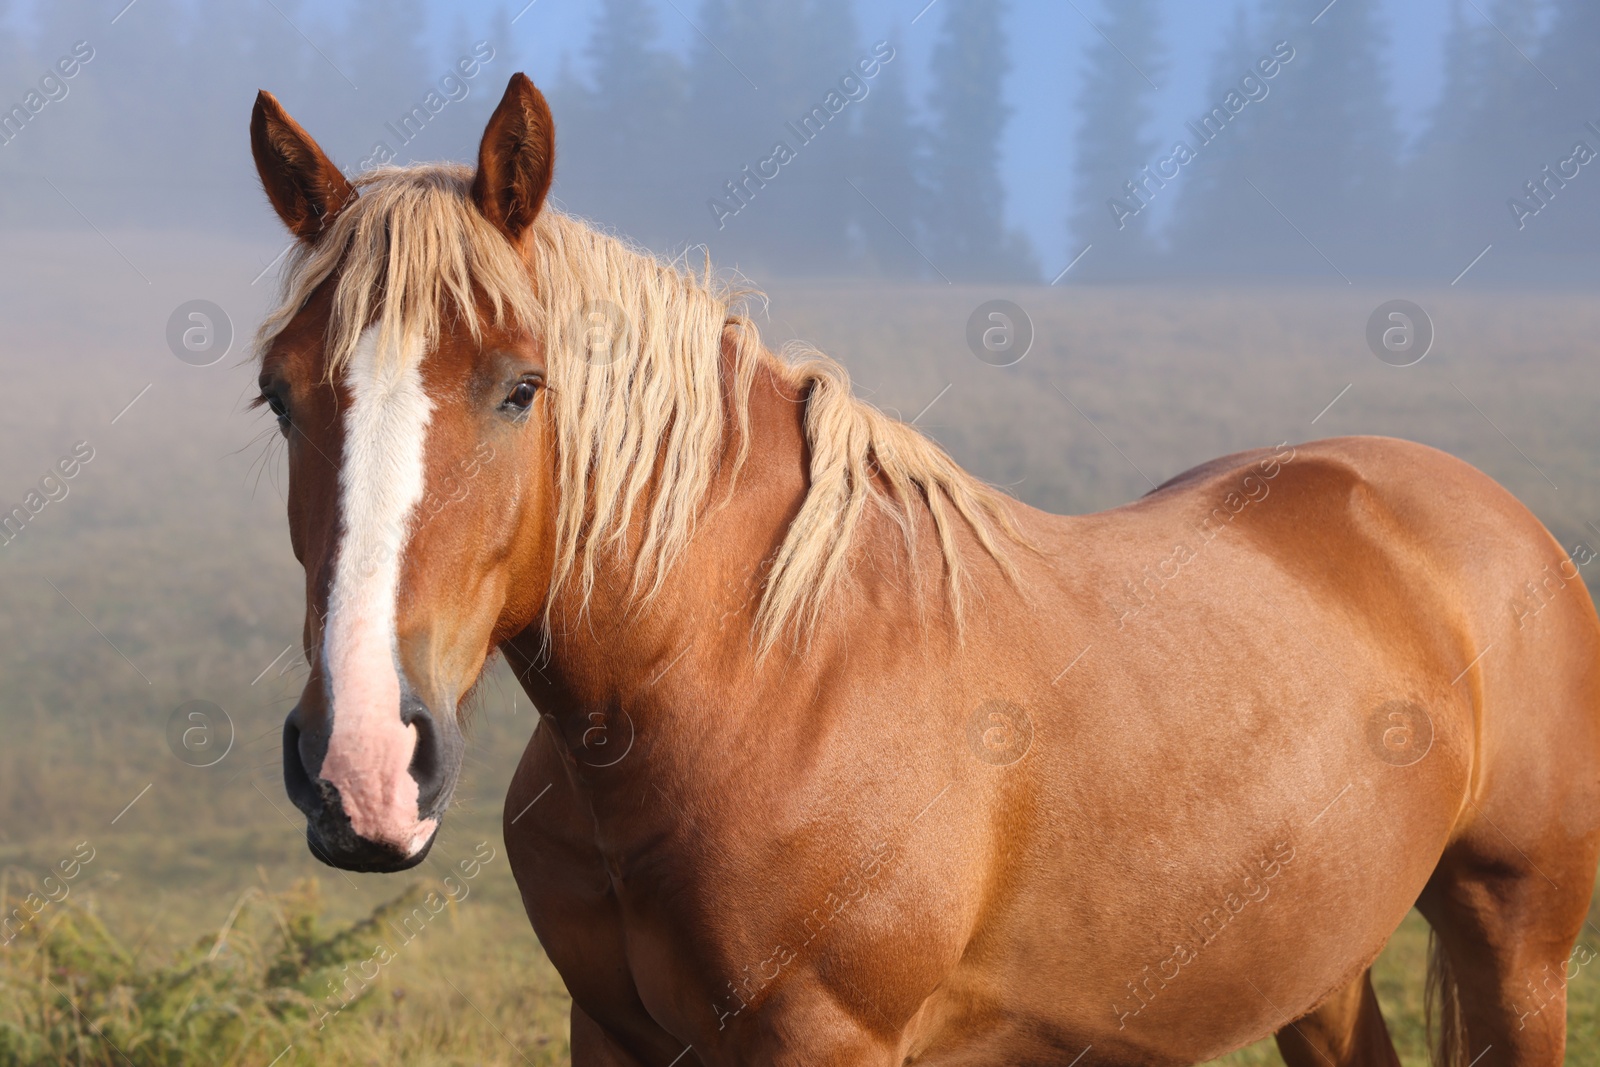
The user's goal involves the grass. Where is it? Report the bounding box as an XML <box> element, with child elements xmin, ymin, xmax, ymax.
<box><xmin>1</xmin><ymin>230</ymin><xmax>1599</xmax><ymax>1062</ymax></box>
<box><xmin>0</xmin><ymin>875</ymin><xmax>571</xmax><ymax>1066</ymax></box>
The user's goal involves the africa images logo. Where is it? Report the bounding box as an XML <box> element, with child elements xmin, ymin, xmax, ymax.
<box><xmin>1106</xmin><ymin>40</ymin><xmax>1296</xmax><ymax>231</ymax></box>
<box><xmin>0</xmin><ymin>441</ymin><xmax>94</xmax><ymax>550</ymax></box>
<box><xmin>708</xmin><ymin>42</ymin><xmax>897</xmax><ymax>229</ymax></box>
<box><xmin>356</xmin><ymin>43</ymin><xmax>497</xmax><ymax>172</ymax></box>
<box><xmin>0</xmin><ymin>40</ymin><xmax>94</xmax><ymax>148</ymax></box>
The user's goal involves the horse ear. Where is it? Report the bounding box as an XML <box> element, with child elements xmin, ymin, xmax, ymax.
<box><xmin>471</xmin><ymin>73</ymin><xmax>556</xmax><ymax>245</ymax></box>
<box><xmin>251</xmin><ymin>90</ymin><xmax>356</xmax><ymax>241</ymax></box>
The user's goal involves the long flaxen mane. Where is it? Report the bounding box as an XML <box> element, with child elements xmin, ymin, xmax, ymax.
<box><xmin>255</xmin><ymin>163</ymin><xmax>1018</xmax><ymax>654</ymax></box>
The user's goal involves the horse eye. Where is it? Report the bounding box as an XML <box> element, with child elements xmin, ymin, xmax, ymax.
<box><xmin>262</xmin><ymin>391</ymin><xmax>290</xmax><ymax>432</ymax></box>
<box><xmin>505</xmin><ymin>378</ymin><xmax>539</xmax><ymax>411</ymax></box>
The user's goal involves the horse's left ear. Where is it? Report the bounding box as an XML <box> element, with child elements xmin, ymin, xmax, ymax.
<box><xmin>471</xmin><ymin>73</ymin><xmax>556</xmax><ymax>246</ymax></box>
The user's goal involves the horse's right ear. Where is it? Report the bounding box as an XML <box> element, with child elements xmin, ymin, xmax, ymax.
<box><xmin>471</xmin><ymin>73</ymin><xmax>556</xmax><ymax>246</ymax></box>
<box><xmin>251</xmin><ymin>90</ymin><xmax>356</xmax><ymax>241</ymax></box>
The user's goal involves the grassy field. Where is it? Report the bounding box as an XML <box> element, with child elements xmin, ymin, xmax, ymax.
<box><xmin>2</xmin><ymin>229</ymin><xmax>1599</xmax><ymax>1063</ymax></box>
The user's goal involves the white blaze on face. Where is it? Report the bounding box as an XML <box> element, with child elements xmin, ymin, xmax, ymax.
<box><xmin>320</xmin><ymin>326</ymin><xmax>438</xmax><ymax>856</ymax></box>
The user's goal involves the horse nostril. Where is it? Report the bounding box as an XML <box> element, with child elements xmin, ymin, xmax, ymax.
<box><xmin>400</xmin><ymin>692</ymin><xmax>458</xmax><ymax>816</ymax></box>
<box><xmin>405</xmin><ymin>701</ymin><xmax>440</xmax><ymax>781</ymax></box>
<box><xmin>282</xmin><ymin>712</ymin><xmax>321</xmax><ymax>816</ymax></box>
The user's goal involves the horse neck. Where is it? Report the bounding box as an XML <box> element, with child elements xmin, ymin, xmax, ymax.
<box><xmin>507</xmin><ymin>339</ymin><xmax>814</xmax><ymax>724</ymax></box>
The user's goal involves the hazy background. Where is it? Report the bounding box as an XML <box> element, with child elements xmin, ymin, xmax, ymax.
<box><xmin>2</xmin><ymin>0</ymin><xmax>1596</xmax><ymax>281</ymax></box>
<box><xmin>2</xmin><ymin>1</ymin><xmax>1600</xmax><ymax>1064</ymax></box>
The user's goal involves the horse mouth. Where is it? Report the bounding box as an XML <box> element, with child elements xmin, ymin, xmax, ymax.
<box><xmin>304</xmin><ymin>815</ymin><xmax>439</xmax><ymax>873</ymax></box>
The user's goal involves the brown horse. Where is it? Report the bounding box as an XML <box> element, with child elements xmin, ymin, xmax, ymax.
<box><xmin>250</xmin><ymin>74</ymin><xmax>1600</xmax><ymax>1066</ymax></box>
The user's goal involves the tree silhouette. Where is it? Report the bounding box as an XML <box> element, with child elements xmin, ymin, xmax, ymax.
<box><xmin>686</xmin><ymin>0</ymin><xmax>785</xmax><ymax>268</ymax></box>
<box><xmin>853</xmin><ymin>30</ymin><xmax>926</xmax><ymax>278</ymax></box>
<box><xmin>1069</xmin><ymin>0</ymin><xmax>1164</xmax><ymax>279</ymax></box>
<box><xmin>563</xmin><ymin>0</ymin><xmax>688</xmax><ymax>248</ymax></box>
<box><xmin>342</xmin><ymin>0</ymin><xmax>431</xmax><ymax>165</ymax></box>
<box><xmin>784</xmin><ymin>0</ymin><xmax>862</xmax><ymax>271</ymax></box>
<box><xmin>1521</xmin><ymin>0</ymin><xmax>1600</xmax><ymax>256</ymax></box>
<box><xmin>1403</xmin><ymin>0</ymin><xmax>1542</xmax><ymax>270</ymax></box>
<box><xmin>1167</xmin><ymin>5</ymin><xmax>1278</xmax><ymax>272</ymax></box>
<box><xmin>926</xmin><ymin>0</ymin><xmax>1035</xmax><ymax>281</ymax></box>
<box><xmin>15</xmin><ymin>0</ymin><xmax>1600</xmax><ymax>282</ymax></box>
<box><xmin>1222</xmin><ymin>0</ymin><xmax>1400</xmax><ymax>275</ymax></box>
<box><xmin>686</xmin><ymin>0</ymin><xmax>864</xmax><ymax>272</ymax></box>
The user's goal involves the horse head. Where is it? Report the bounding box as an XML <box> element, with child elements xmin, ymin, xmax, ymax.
<box><xmin>251</xmin><ymin>75</ymin><xmax>559</xmax><ymax>871</ymax></box>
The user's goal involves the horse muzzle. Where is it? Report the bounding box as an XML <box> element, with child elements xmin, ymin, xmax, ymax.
<box><xmin>282</xmin><ymin>688</ymin><xmax>461</xmax><ymax>873</ymax></box>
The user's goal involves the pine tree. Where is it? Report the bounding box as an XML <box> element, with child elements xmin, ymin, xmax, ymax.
<box><xmin>342</xmin><ymin>0</ymin><xmax>431</xmax><ymax>164</ymax></box>
<box><xmin>1405</xmin><ymin>0</ymin><xmax>1492</xmax><ymax>266</ymax></box>
<box><xmin>1209</xmin><ymin>0</ymin><xmax>1401</xmax><ymax>274</ymax></box>
<box><xmin>686</xmin><ymin>0</ymin><xmax>861</xmax><ymax>273</ymax></box>
<box><xmin>853</xmin><ymin>31</ymin><xmax>926</xmax><ymax>277</ymax></box>
<box><xmin>588</xmin><ymin>0</ymin><xmax>677</xmax><ymax>108</ymax></box>
<box><xmin>685</xmin><ymin>0</ymin><xmax>786</xmax><ymax>266</ymax></box>
<box><xmin>440</xmin><ymin>7</ymin><xmax>511</xmax><ymax>164</ymax></box>
<box><xmin>1166</xmin><ymin>6</ymin><xmax>1275</xmax><ymax>272</ymax></box>
<box><xmin>1068</xmin><ymin>0</ymin><xmax>1164</xmax><ymax>278</ymax></box>
<box><xmin>1398</xmin><ymin>0</ymin><xmax>1548</xmax><ymax>271</ymax></box>
<box><xmin>926</xmin><ymin>0</ymin><xmax>1035</xmax><ymax>281</ymax></box>
<box><xmin>1457</xmin><ymin>0</ymin><xmax>1544</xmax><ymax>218</ymax></box>
<box><xmin>1534</xmin><ymin>0</ymin><xmax>1595</xmax><ymax>107</ymax></box>
<box><xmin>1520</xmin><ymin>0</ymin><xmax>1600</xmax><ymax>255</ymax></box>
<box><xmin>573</xmin><ymin>0</ymin><xmax>688</xmax><ymax>247</ymax></box>
<box><xmin>783</xmin><ymin>0</ymin><xmax>861</xmax><ymax>270</ymax></box>
<box><xmin>489</xmin><ymin>3</ymin><xmax>518</xmax><ymax>72</ymax></box>
<box><xmin>545</xmin><ymin>47</ymin><xmax>595</xmax><ymax>218</ymax></box>
<box><xmin>1432</xmin><ymin>0</ymin><xmax>1493</xmax><ymax>147</ymax></box>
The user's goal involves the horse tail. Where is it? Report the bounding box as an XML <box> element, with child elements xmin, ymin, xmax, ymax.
<box><xmin>1425</xmin><ymin>929</ymin><xmax>1466</xmax><ymax>1067</ymax></box>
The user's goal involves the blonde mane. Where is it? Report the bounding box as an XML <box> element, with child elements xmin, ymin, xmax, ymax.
<box><xmin>256</xmin><ymin>163</ymin><xmax>1018</xmax><ymax>654</ymax></box>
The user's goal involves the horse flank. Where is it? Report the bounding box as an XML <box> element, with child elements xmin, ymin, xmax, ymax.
<box><xmin>253</xmin><ymin>163</ymin><xmax>1018</xmax><ymax>653</ymax></box>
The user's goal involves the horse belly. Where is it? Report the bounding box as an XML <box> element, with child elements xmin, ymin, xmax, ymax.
<box><xmin>975</xmin><ymin>740</ymin><xmax>1457</xmax><ymax>1063</ymax></box>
